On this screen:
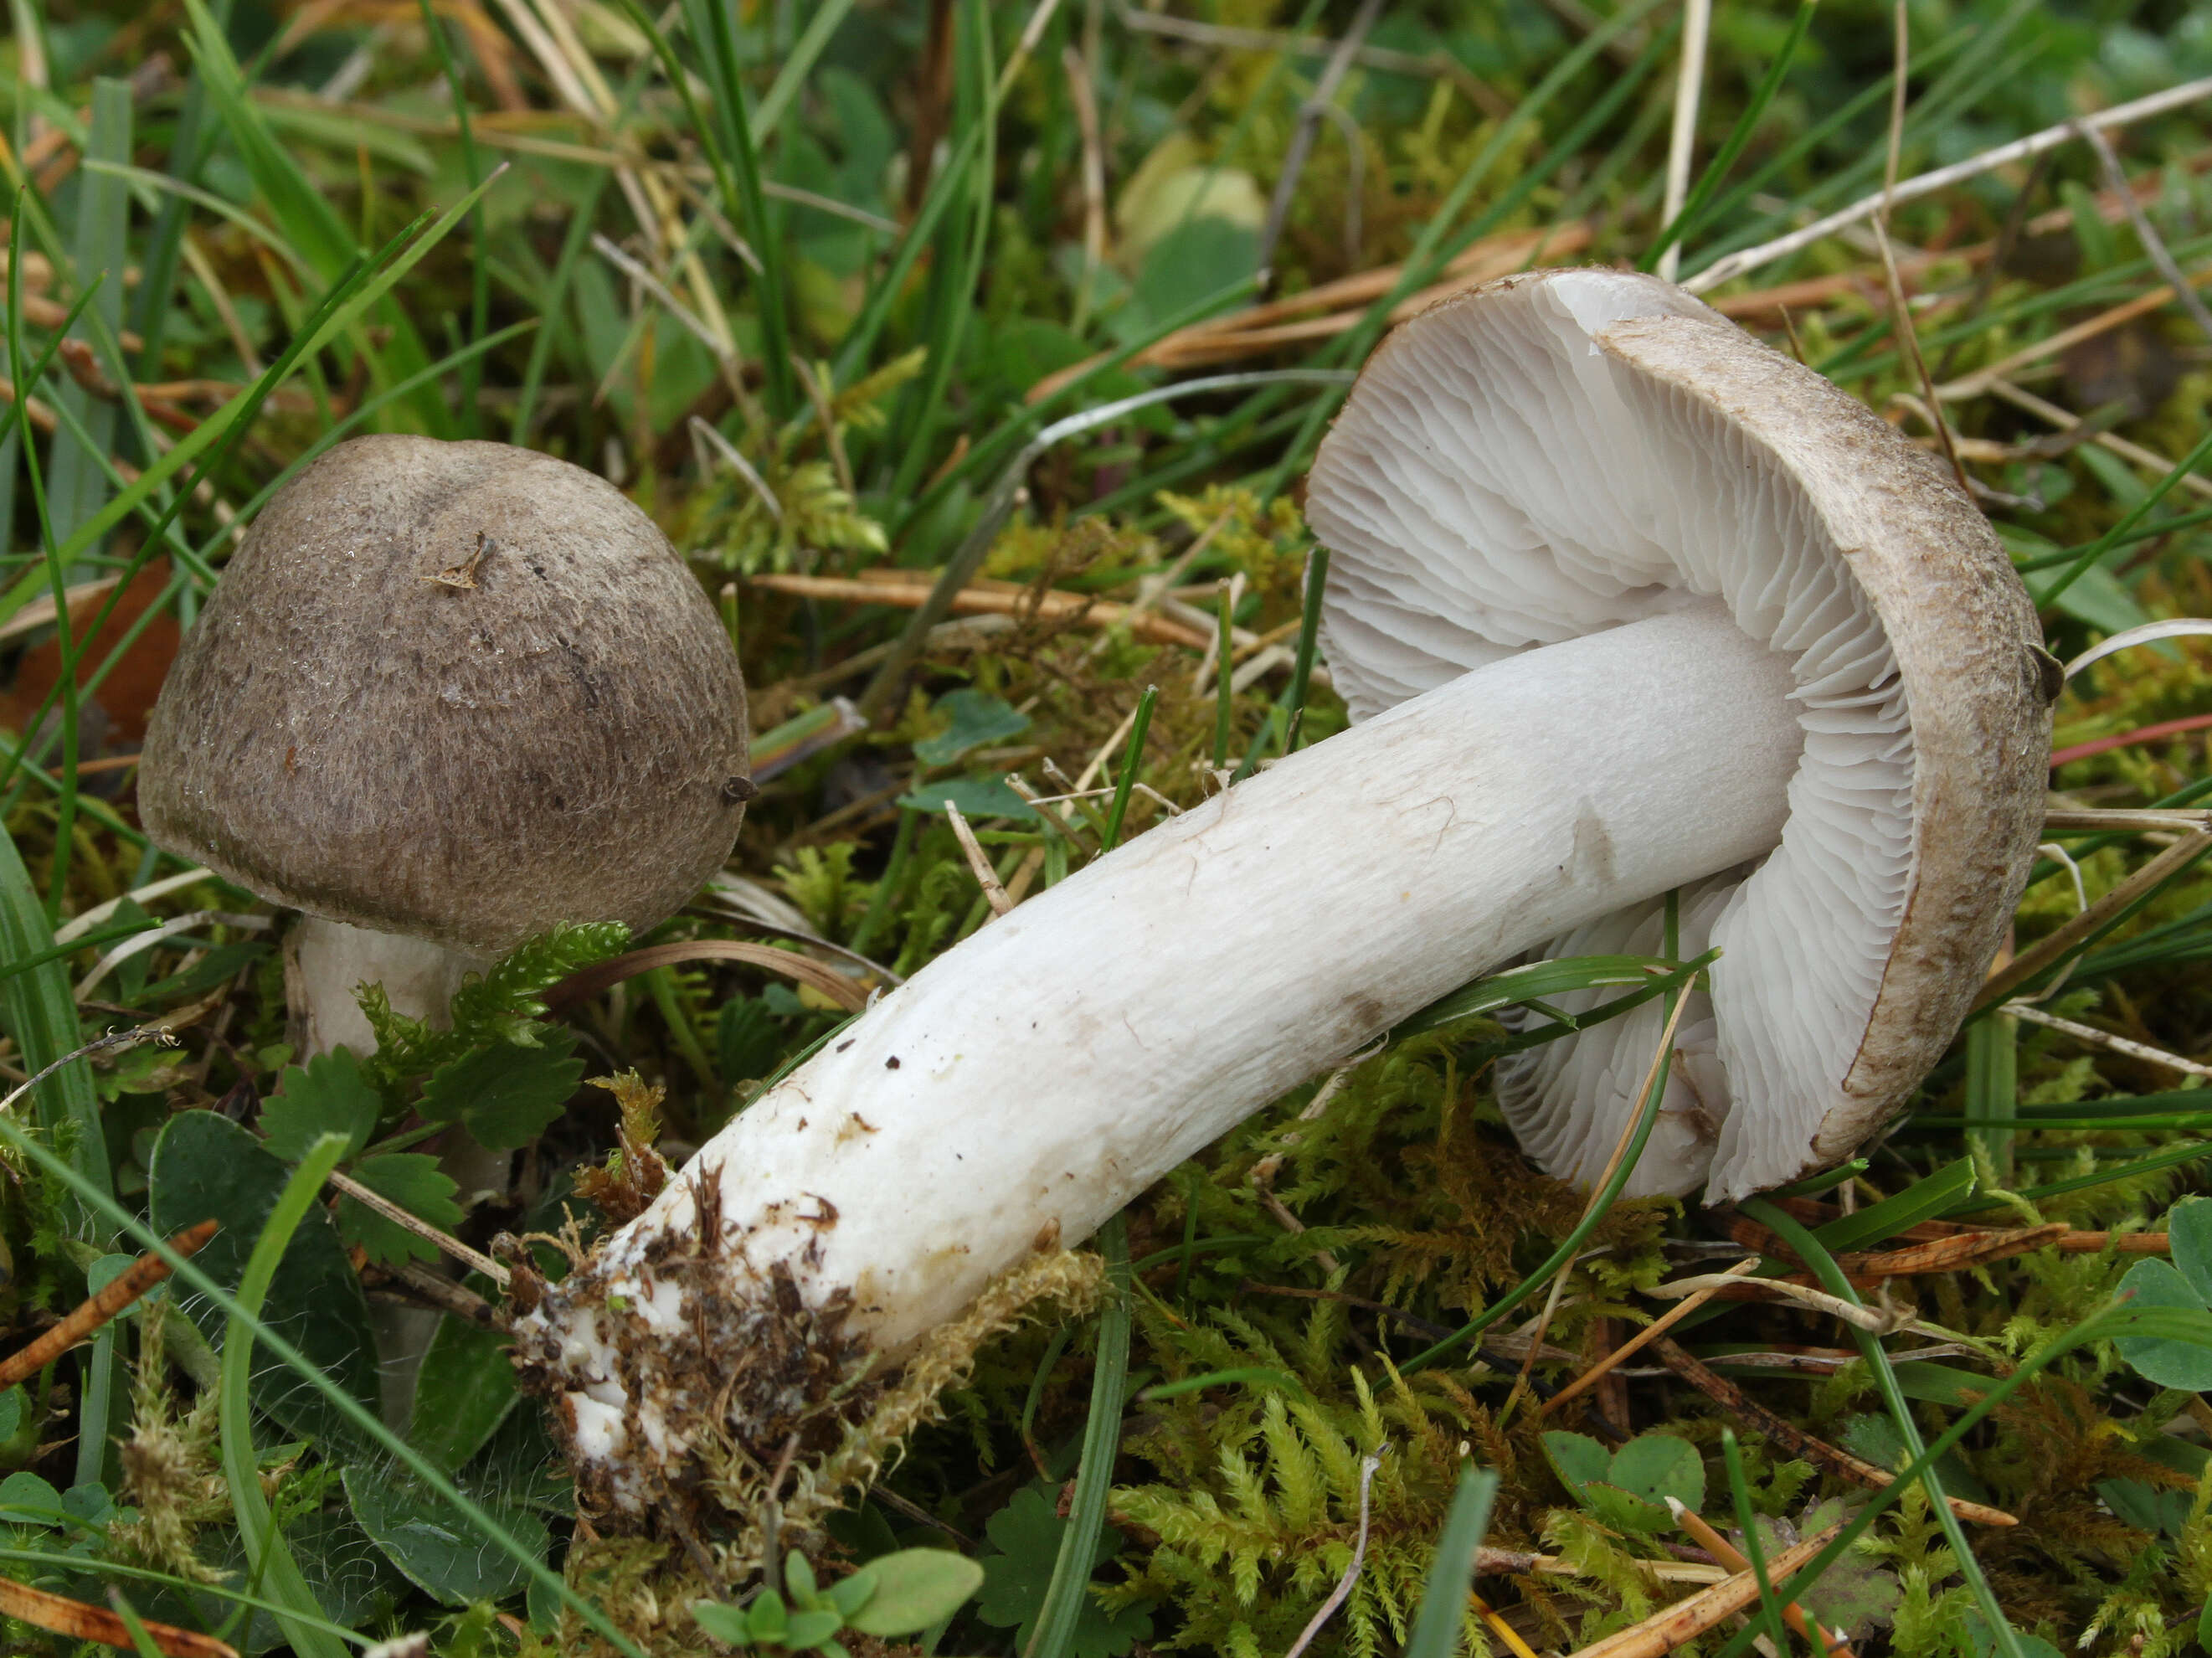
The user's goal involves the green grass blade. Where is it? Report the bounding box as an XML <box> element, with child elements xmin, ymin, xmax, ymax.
<box><xmin>688</xmin><ymin>0</ymin><xmax>795</xmax><ymax>419</ymax></box>
<box><xmin>1256</xmin><ymin>0</ymin><xmax>1673</xmax><ymax>497</ymax></box>
<box><xmin>179</xmin><ymin>0</ymin><xmax>447</xmax><ymax>434</ymax></box>
<box><xmin>886</xmin><ymin>0</ymin><xmax>998</xmax><ymax>497</ymax></box>
<box><xmin>0</xmin><ymin>821</ymin><xmax>105</xmax><ymax>1218</ymax></box>
<box><xmin>1098</xmin><ymin>687</ymin><xmax>1156</xmax><ymax>854</ymax></box>
<box><xmin>1738</xmin><ymin>1199</ymin><xmax>2024</xmax><ymax>1658</ymax></box>
<box><xmin>2036</xmin><ymin>424</ymin><xmax>2212</xmax><ymax>607</ymax></box>
<box><xmin>754</xmin><ymin>0</ymin><xmax>857</xmax><ymax>139</ymax></box>
<box><xmin>1212</xmin><ymin>583</ymin><xmax>1235</xmax><ymax>769</ymax></box>
<box><xmin>1812</xmin><ymin>1158</ymin><xmax>1976</xmax><ymax>1253</ymax></box>
<box><xmin>858</xmin><ymin>368</ymin><xmax>1352</xmax><ymax>724</ymax></box>
<box><xmin>44</xmin><ymin>76</ymin><xmax>131</xmax><ymax>548</ymax></box>
<box><xmin>219</xmin><ymin>1134</ymin><xmax>352</xmax><ymax>1658</ymax></box>
<box><xmin>1021</xmin><ymin>1213</ymin><xmax>1131</xmax><ymax>1658</ymax></box>
<box><xmin>1403</xmin><ymin>955</ymin><xmax>1702</xmax><ymax>1371</ymax></box>
<box><xmin>1640</xmin><ymin>0</ymin><xmax>1818</xmax><ymax>272</ymax></box>
<box><xmin>126</xmin><ymin>0</ymin><xmax>235</xmax><ymax>378</ymax></box>
<box><xmin>416</xmin><ymin>0</ymin><xmax>488</xmax><ymax>437</ymax></box>
<box><xmin>1721</xmin><ymin>1430</ymin><xmax>1788</xmax><ymax>1653</ymax></box>
<box><xmin>1284</xmin><ymin>546</ymin><xmax>1329</xmax><ymax>753</ymax></box>
<box><xmin>1403</xmin><ymin>1466</ymin><xmax>1501</xmax><ymax>1658</ymax></box>
<box><xmin>1714</xmin><ymin>1296</ymin><xmax>2212</xmax><ymax>1658</ymax></box>
<box><xmin>0</xmin><ymin>1114</ymin><xmax>651</xmax><ymax>1658</ymax></box>
<box><xmin>0</xmin><ymin>1546</ymin><xmax>368</xmax><ymax>1640</ymax></box>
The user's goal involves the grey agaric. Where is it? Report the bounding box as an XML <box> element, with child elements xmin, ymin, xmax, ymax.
<box><xmin>1305</xmin><ymin>268</ymin><xmax>2055</xmax><ymax>1199</ymax></box>
<box><xmin>139</xmin><ymin>435</ymin><xmax>752</xmax><ymax>1057</ymax></box>
<box><xmin>508</xmin><ymin>270</ymin><xmax>2052</xmax><ymax>1531</ymax></box>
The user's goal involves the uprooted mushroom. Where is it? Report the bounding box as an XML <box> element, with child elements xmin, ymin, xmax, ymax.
<box><xmin>506</xmin><ymin>269</ymin><xmax>2056</xmax><ymax>1537</ymax></box>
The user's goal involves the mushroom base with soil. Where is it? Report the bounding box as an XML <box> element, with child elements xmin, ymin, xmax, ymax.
<box><xmin>507</xmin><ymin>600</ymin><xmax>1805</xmax><ymax>1522</ymax></box>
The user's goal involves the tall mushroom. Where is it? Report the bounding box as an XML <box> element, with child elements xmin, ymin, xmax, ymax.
<box><xmin>139</xmin><ymin>435</ymin><xmax>752</xmax><ymax>1058</ymax></box>
<box><xmin>509</xmin><ymin>270</ymin><xmax>2053</xmax><ymax>1525</ymax></box>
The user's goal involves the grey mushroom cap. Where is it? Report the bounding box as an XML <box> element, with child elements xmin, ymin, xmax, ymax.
<box><xmin>140</xmin><ymin>435</ymin><xmax>750</xmax><ymax>956</ymax></box>
<box><xmin>1304</xmin><ymin>269</ymin><xmax>2053</xmax><ymax>1202</ymax></box>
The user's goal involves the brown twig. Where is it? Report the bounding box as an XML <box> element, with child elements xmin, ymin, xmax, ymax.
<box><xmin>1716</xmin><ymin>1215</ymin><xmax>2074</xmax><ymax>1285</ymax></box>
<box><xmin>367</xmin><ymin>1259</ymin><xmax>501</xmax><ymax>1326</ymax></box>
<box><xmin>1542</xmin><ymin>1259</ymin><xmax>1760</xmax><ymax>1417</ymax></box>
<box><xmin>1654</xmin><ymin>1339</ymin><xmax>2016</xmax><ymax>1526</ymax></box>
<box><xmin>1667</xmin><ymin>1499</ymin><xmax>1857</xmax><ymax>1657</ymax></box>
<box><xmin>0</xmin><ymin>1219</ymin><xmax>218</xmax><ymax>1388</ymax></box>
<box><xmin>1563</xmin><ymin>1526</ymin><xmax>1845</xmax><ymax>1658</ymax></box>
<box><xmin>0</xmin><ymin>1576</ymin><xmax>236</xmax><ymax>1658</ymax></box>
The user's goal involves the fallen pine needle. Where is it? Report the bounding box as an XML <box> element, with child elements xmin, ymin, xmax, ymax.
<box><xmin>1471</xmin><ymin>1591</ymin><xmax>1544</xmax><ymax>1658</ymax></box>
<box><xmin>1564</xmin><ymin>1525</ymin><xmax>1844</xmax><ymax>1658</ymax></box>
<box><xmin>0</xmin><ymin>1574</ymin><xmax>238</xmax><ymax>1658</ymax></box>
<box><xmin>0</xmin><ymin>1218</ymin><xmax>219</xmax><ymax>1388</ymax></box>
<box><xmin>1667</xmin><ymin>1498</ymin><xmax>1856</xmax><ymax>1657</ymax></box>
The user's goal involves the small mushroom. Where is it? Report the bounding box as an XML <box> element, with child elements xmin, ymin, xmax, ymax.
<box><xmin>511</xmin><ymin>271</ymin><xmax>2050</xmax><ymax>1523</ymax></box>
<box><xmin>139</xmin><ymin>435</ymin><xmax>750</xmax><ymax>1058</ymax></box>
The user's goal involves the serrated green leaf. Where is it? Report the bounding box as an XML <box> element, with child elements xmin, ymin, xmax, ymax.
<box><xmin>977</xmin><ymin>1484</ymin><xmax>1150</xmax><ymax>1658</ymax></box>
<box><xmin>843</xmin><ymin>1548</ymin><xmax>985</xmax><ymax>1637</ymax></box>
<box><xmin>333</xmin><ymin>1154</ymin><xmax>461</xmax><ymax>1268</ymax></box>
<box><xmin>915</xmin><ymin>688</ymin><xmax>1028</xmax><ymax>767</ymax></box>
<box><xmin>260</xmin><ymin>1049</ymin><xmax>383</xmax><ymax>1163</ymax></box>
<box><xmin>693</xmin><ymin>1602</ymin><xmax>752</xmax><ymax>1645</ymax></box>
<box><xmin>419</xmin><ymin>1030</ymin><xmax>584</xmax><ymax>1152</ymax></box>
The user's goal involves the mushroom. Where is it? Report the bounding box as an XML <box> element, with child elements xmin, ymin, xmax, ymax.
<box><xmin>138</xmin><ymin>435</ymin><xmax>752</xmax><ymax>1059</ymax></box>
<box><xmin>1306</xmin><ymin>270</ymin><xmax>2056</xmax><ymax>1199</ymax></box>
<box><xmin>507</xmin><ymin>270</ymin><xmax>2052</xmax><ymax>1524</ymax></box>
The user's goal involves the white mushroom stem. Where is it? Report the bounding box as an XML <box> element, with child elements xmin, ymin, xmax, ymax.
<box><xmin>515</xmin><ymin>602</ymin><xmax>1806</xmax><ymax>1511</ymax></box>
<box><xmin>287</xmin><ymin>917</ymin><xmax>483</xmax><ymax>1060</ymax></box>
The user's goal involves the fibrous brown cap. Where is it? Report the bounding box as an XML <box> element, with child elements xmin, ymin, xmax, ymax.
<box><xmin>1305</xmin><ymin>270</ymin><xmax>2053</xmax><ymax>1201</ymax></box>
<box><xmin>140</xmin><ymin>435</ymin><xmax>749</xmax><ymax>955</ymax></box>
